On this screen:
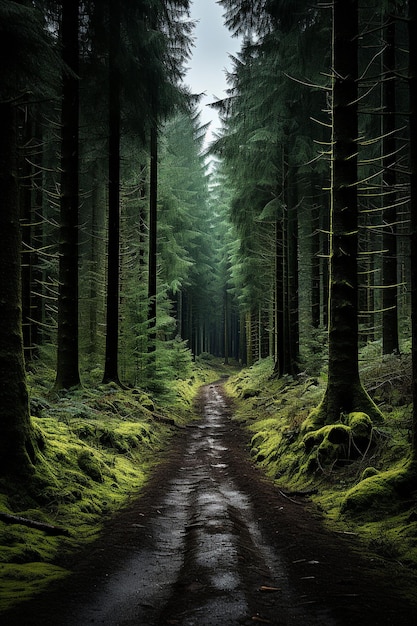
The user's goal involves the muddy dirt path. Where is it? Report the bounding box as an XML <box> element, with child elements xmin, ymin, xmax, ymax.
<box><xmin>4</xmin><ymin>383</ymin><xmax>417</xmax><ymax>625</ymax></box>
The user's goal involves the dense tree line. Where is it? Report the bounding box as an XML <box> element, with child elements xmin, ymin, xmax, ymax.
<box><xmin>0</xmin><ymin>0</ymin><xmax>216</xmax><ymax>475</ymax></box>
<box><xmin>214</xmin><ymin>0</ymin><xmax>417</xmax><ymax>457</ymax></box>
<box><xmin>1</xmin><ymin>0</ymin><xmax>417</xmax><ymax>480</ymax></box>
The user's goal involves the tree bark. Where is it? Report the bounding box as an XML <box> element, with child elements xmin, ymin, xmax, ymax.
<box><xmin>382</xmin><ymin>12</ymin><xmax>400</xmax><ymax>355</ymax></box>
<box><xmin>103</xmin><ymin>0</ymin><xmax>122</xmax><ymax>385</ymax></box>
<box><xmin>0</xmin><ymin>102</ymin><xmax>37</xmax><ymax>476</ymax></box>
<box><xmin>288</xmin><ymin>174</ymin><xmax>299</xmax><ymax>374</ymax></box>
<box><xmin>54</xmin><ymin>0</ymin><xmax>81</xmax><ymax>390</ymax></box>
<box><xmin>147</xmin><ymin>117</ymin><xmax>158</xmax><ymax>355</ymax></box>
<box><xmin>409</xmin><ymin>0</ymin><xmax>417</xmax><ymax>461</ymax></box>
<box><xmin>311</xmin><ymin>0</ymin><xmax>381</xmax><ymax>425</ymax></box>
<box><xmin>273</xmin><ymin>219</ymin><xmax>285</xmax><ymax>376</ymax></box>
<box><xmin>311</xmin><ymin>195</ymin><xmax>321</xmax><ymax>329</ymax></box>
<box><xmin>20</xmin><ymin>112</ymin><xmax>34</xmax><ymax>365</ymax></box>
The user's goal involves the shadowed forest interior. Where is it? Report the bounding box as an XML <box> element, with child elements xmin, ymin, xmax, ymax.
<box><xmin>2</xmin><ymin>0</ymin><xmax>417</xmax><ymax>621</ymax></box>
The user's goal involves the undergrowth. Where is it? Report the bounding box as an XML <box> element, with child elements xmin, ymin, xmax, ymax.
<box><xmin>225</xmin><ymin>349</ymin><xmax>417</xmax><ymax>570</ymax></box>
<box><xmin>0</xmin><ymin>357</ymin><xmax>226</xmax><ymax>613</ymax></box>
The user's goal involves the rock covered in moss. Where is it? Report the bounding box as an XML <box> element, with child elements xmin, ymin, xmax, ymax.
<box><xmin>300</xmin><ymin>411</ymin><xmax>375</xmax><ymax>472</ymax></box>
<box><xmin>341</xmin><ymin>471</ymin><xmax>398</xmax><ymax>514</ymax></box>
<box><xmin>77</xmin><ymin>451</ymin><xmax>103</xmax><ymax>483</ymax></box>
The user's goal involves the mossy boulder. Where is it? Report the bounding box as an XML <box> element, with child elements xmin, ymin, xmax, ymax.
<box><xmin>77</xmin><ymin>451</ymin><xmax>103</xmax><ymax>483</ymax></box>
<box><xmin>303</xmin><ymin>424</ymin><xmax>350</xmax><ymax>453</ymax></box>
<box><xmin>242</xmin><ymin>388</ymin><xmax>260</xmax><ymax>400</ymax></box>
<box><xmin>341</xmin><ymin>464</ymin><xmax>417</xmax><ymax>516</ymax></box>
<box><xmin>341</xmin><ymin>471</ymin><xmax>399</xmax><ymax>515</ymax></box>
<box><xmin>301</xmin><ymin>411</ymin><xmax>375</xmax><ymax>472</ymax></box>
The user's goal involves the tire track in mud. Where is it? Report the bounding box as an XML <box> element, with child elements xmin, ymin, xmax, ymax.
<box><xmin>5</xmin><ymin>383</ymin><xmax>417</xmax><ymax>625</ymax></box>
<box><xmin>156</xmin><ymin>383</ymin><xmax>318</xmax><ymax>625</ymax></box>
<box><xmin>59</xmin><ymin>383</ymin><xmax>333</xmax><ymax>625</ymax></box>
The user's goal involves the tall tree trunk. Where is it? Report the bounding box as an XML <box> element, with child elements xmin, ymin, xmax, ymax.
<box><xmin>147</xmin><ymin>117</ymin><xmax>158</xmax><ymax>356</ymax></box>
<box><xmin>246</xmin><ymin>310</ymin><xmax>253</xmax><ymax>366</ymax></box>
<box><xmin>54</xmin><ymin>0</ymin><xmax>81</xmax><ymax>390</ymax></box>
<box><xmin>20</xmin><ymin>111</ymin><xmax>33</xmax><ymax>365</ymax></box>
<box><xmin>31</xmin><ymin>127</ymin><xmax>43</xmax><ymax>356</ymax></box>
<box><xmin>311</xmin><ymin>195</ymin><xmax>321</xmax><ymax>329</ymax></box>
<box><xmin>382</xmin><ymin>12</ymin><xmax>400</xmax><ymax>355</ymax></box>
<box><xmin>0</xmin><ymin>102</ymin><xmax>37</xmax><ymax>476</ymax></box>
<box><xmin>320</xmin><ymin>191</ymin><xmax>330</xmax><ymax>329</ymax></box>
<box><xmin>88</xmin><ymin>163</ymin><xmax>106</xmax><ymax>363</ymax></box>
<box><xmin>103</xmin><ymin>0</ymin><xmax>122</xmax><ymax>385</ymax></box>
<box><xmin>310</xmin><ymin>0</ymin><xmax>381</xmax><ymax>426</ymax></box>
<box><xmin>223</xmin><ymin>286</ymin><xmax>229</xmax><ymax>364</ymax></box>
<box><xmin>409</xmin><ymin>0</ymin><xmax>417</xmax><ymax>462</ymax></box>
<box><xmin>273</xmin><ymin>219</ymin><xmax>285</xmax><ymax>376</ymax></box>
<box><xmin>288</xmin><ymin>174</ymin><xmax>299</xmax><ymax>373</ymax></box>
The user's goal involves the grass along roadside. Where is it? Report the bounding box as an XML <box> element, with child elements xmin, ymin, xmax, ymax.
<box><xmin>224</xmin><ymin>354</ymin><xmax>417</xmax><ymax>572</ymax></box>
<box><xmin>0</xmin><ymin>358</ymin><xmax>229</xmax><ymax>613</ymax></box>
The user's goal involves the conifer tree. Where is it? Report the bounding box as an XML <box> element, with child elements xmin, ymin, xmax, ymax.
<box><xmin>0</xmin><ymin>0</ymin><xmax>59</xmax><ymax>474</ymax></box>
<box><xmin>307</xmin><ymin>0</ymin><xmax>381</xmax><ymax>427</ymax></box>
<box><xmin>214</xmin><ymin>4</ymin><xmax>328</xmax><ymax>372</ymax></box>
<box><xmin>54</xmin><ymin>0</ymin><xmax>81</xmax><ymax>390</ymax></box>
<box><xmin>381</xmin><ymin>6</ymin><xmax>400</xmax><ymax>355</ymax></box>
<box><xmin>103</xmin><ymin>0</ymin><xmax>122</xmax><ymax>385</ymax></box>
<box><xmin>409</xmin><ymin>0</ymin><xmax>417</xmax><ymax>462</ymax></box>
<box><xmin>101</xmin><ymin>0</ymin><xmax>192</xmax><ymax>383</ymax></box>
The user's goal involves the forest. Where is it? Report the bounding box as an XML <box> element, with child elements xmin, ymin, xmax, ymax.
<box><xmin>1</xmin><ymin>0</ymin><xmax>417</xmax><ymax>619</ymax></box>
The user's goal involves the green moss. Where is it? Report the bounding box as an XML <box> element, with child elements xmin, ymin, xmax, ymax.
<box><xmin>341</xmin><ymin>471</ymin><xmax>399</xmax><ymax>516</ymax></box>
<box><xmin>361</xmin><ymin>466</ymin><xmax>379</xmax><ymax>480</ymax></box>
<box><xmin>0</xmin><ymin>563</ymin><xmax>68</xmax><ymax>612</ymax></box>
<box><xmin>224</xmin><ymin>352</ymin><xmax>417</xmax><ymax>571</ymax></box>
<box><xmin>0</xmin><ymin>358</ymin><xmax>227</xmax><ymax>614</ymax></box>
<box><xmin>342</xmin><ymin>462</ymin><xmax>417</xmax><ymax>516</ymax></box>
<box><xmin>345</xmin><ymin>411</ymin><xmax>373</xmax><ymax>437</ymax></box>
<box><xmin>77</xmin><ymin>451</ymin><xmax>103</xmax><ymax>483</ymax></box>
<box><xmin>301</xmin><ymin>407</ymin><xmax>323</xmax><ymax>434</ymax></box>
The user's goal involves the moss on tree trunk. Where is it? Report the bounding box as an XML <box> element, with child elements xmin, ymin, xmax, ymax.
<box><xmin>0</xmin><ymin>102</ymin><xmax>37</xmax><ymax>476</ymax></box>
<box><xmin>306</xmin><ymin>0</ymin><xmax>382</xmax><ymax>429</ymax></box>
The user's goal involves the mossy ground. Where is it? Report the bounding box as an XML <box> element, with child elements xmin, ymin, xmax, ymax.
<box><xmin>0</xmin><ymin>357</ymin><xmax>233</xmax><ymax>613</ymax></box>
<box><xmin>225</xmin><ymin>350</ymin><xmax>417</xmax><ymax>570</ymax></box>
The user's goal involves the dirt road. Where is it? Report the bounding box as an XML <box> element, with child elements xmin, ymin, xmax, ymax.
<box><xmin>4</xmin><ymin>383</ymin><xmax>417</xmax><ymax>625</ymax></box>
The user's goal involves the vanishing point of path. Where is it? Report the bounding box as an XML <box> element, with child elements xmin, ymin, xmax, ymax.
<box><xmin>4</xmin><ymin>382</ymin><xmax>417</xmax><ymax>625</ymax></box>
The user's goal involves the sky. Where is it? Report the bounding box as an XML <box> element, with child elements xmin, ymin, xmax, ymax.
<box><xmin>185</xmin><ymin>0</ymin><xmax>242</xmax><ymax>149</ymax></box>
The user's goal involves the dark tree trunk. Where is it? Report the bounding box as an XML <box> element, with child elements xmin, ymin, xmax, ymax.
<box><xmin>281</xmin><ymin>149</ymin><xmax>291</xmax><ymax>374</ymax></box>
<box><xmin>312</xmin><ymin>0</ymin><xmax>381</xmax><ymax>425</ymax></box>
<box><xmin>30</xmin><ymin>122</ymin><xmax>44</xmax><ymax>355</ymax></box>
<box><xmin>223</xmin><ymin>287</ymin><xmax>229</xmax><ymax>364</ymax></box>
<box><xmin>0</xmin><ymin>102</ymin><xmax>37</xmax><ymax>476</ymax></box>
<box><xmin>240</xmin><ymin>312</ymin><xmax>247</xmax><ymax>365</ymax></box>
<box><xmin>288</xmin><ymin>176</ymin><xmax>299</xmax><ymax>374</ymax></box>
<box><xmin>409</xmin><ymin>0</ymin><xmax>417</xmax><ymax>461</ymax></box>
<box><xmin>88</xmin><ymin>164</ymin><xmax>106</xmax><ymax>362</ymax></box>
<box><xmin>20</xmin><ymin>112</ymin><xmax>34</xmax><ymax>364</ymax></box>
<box><xmin>103</xmin><ymin>0</ymin><xmax>122</xmax><ymax>385</ymax></box>
<box><xmin>147</xmin><ymin>117</ymin><xmax>158</xmax><ymax>355</ymax></box>
<box><xmin>382</xmin><ymin>13</ymin><xmax>400</xmax><ymax>355</ymax></box>
<box><xmin>273</xmin><ymin>219</ymin><xmax>285</xmax><ymax>376</ymax></box>
<box><xmin>320</xmin><ymin>193</ymin><xmax>330</xmax><ymax>329</ymax></box>
<box><xmin>311</xmin><ymin>197</ymin><xmax>321</xmax><ymax>329</ymax></box>
<box><xmin>54</xmin><ymin>0</ymin><xmax>81</xmax><ymax>390</ymax></box>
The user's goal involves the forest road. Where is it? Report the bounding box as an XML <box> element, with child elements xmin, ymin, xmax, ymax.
<box><xmin>4</xmin><ymin>382</ymin><xmax>417</xmax><ymax>625</ymax></box>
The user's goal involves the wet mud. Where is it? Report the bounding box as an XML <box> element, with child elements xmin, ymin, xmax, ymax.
<box><xmin>4</xmin><ymin>383</ymin><xmax>417</xmax><ymax>625</ymax></box>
